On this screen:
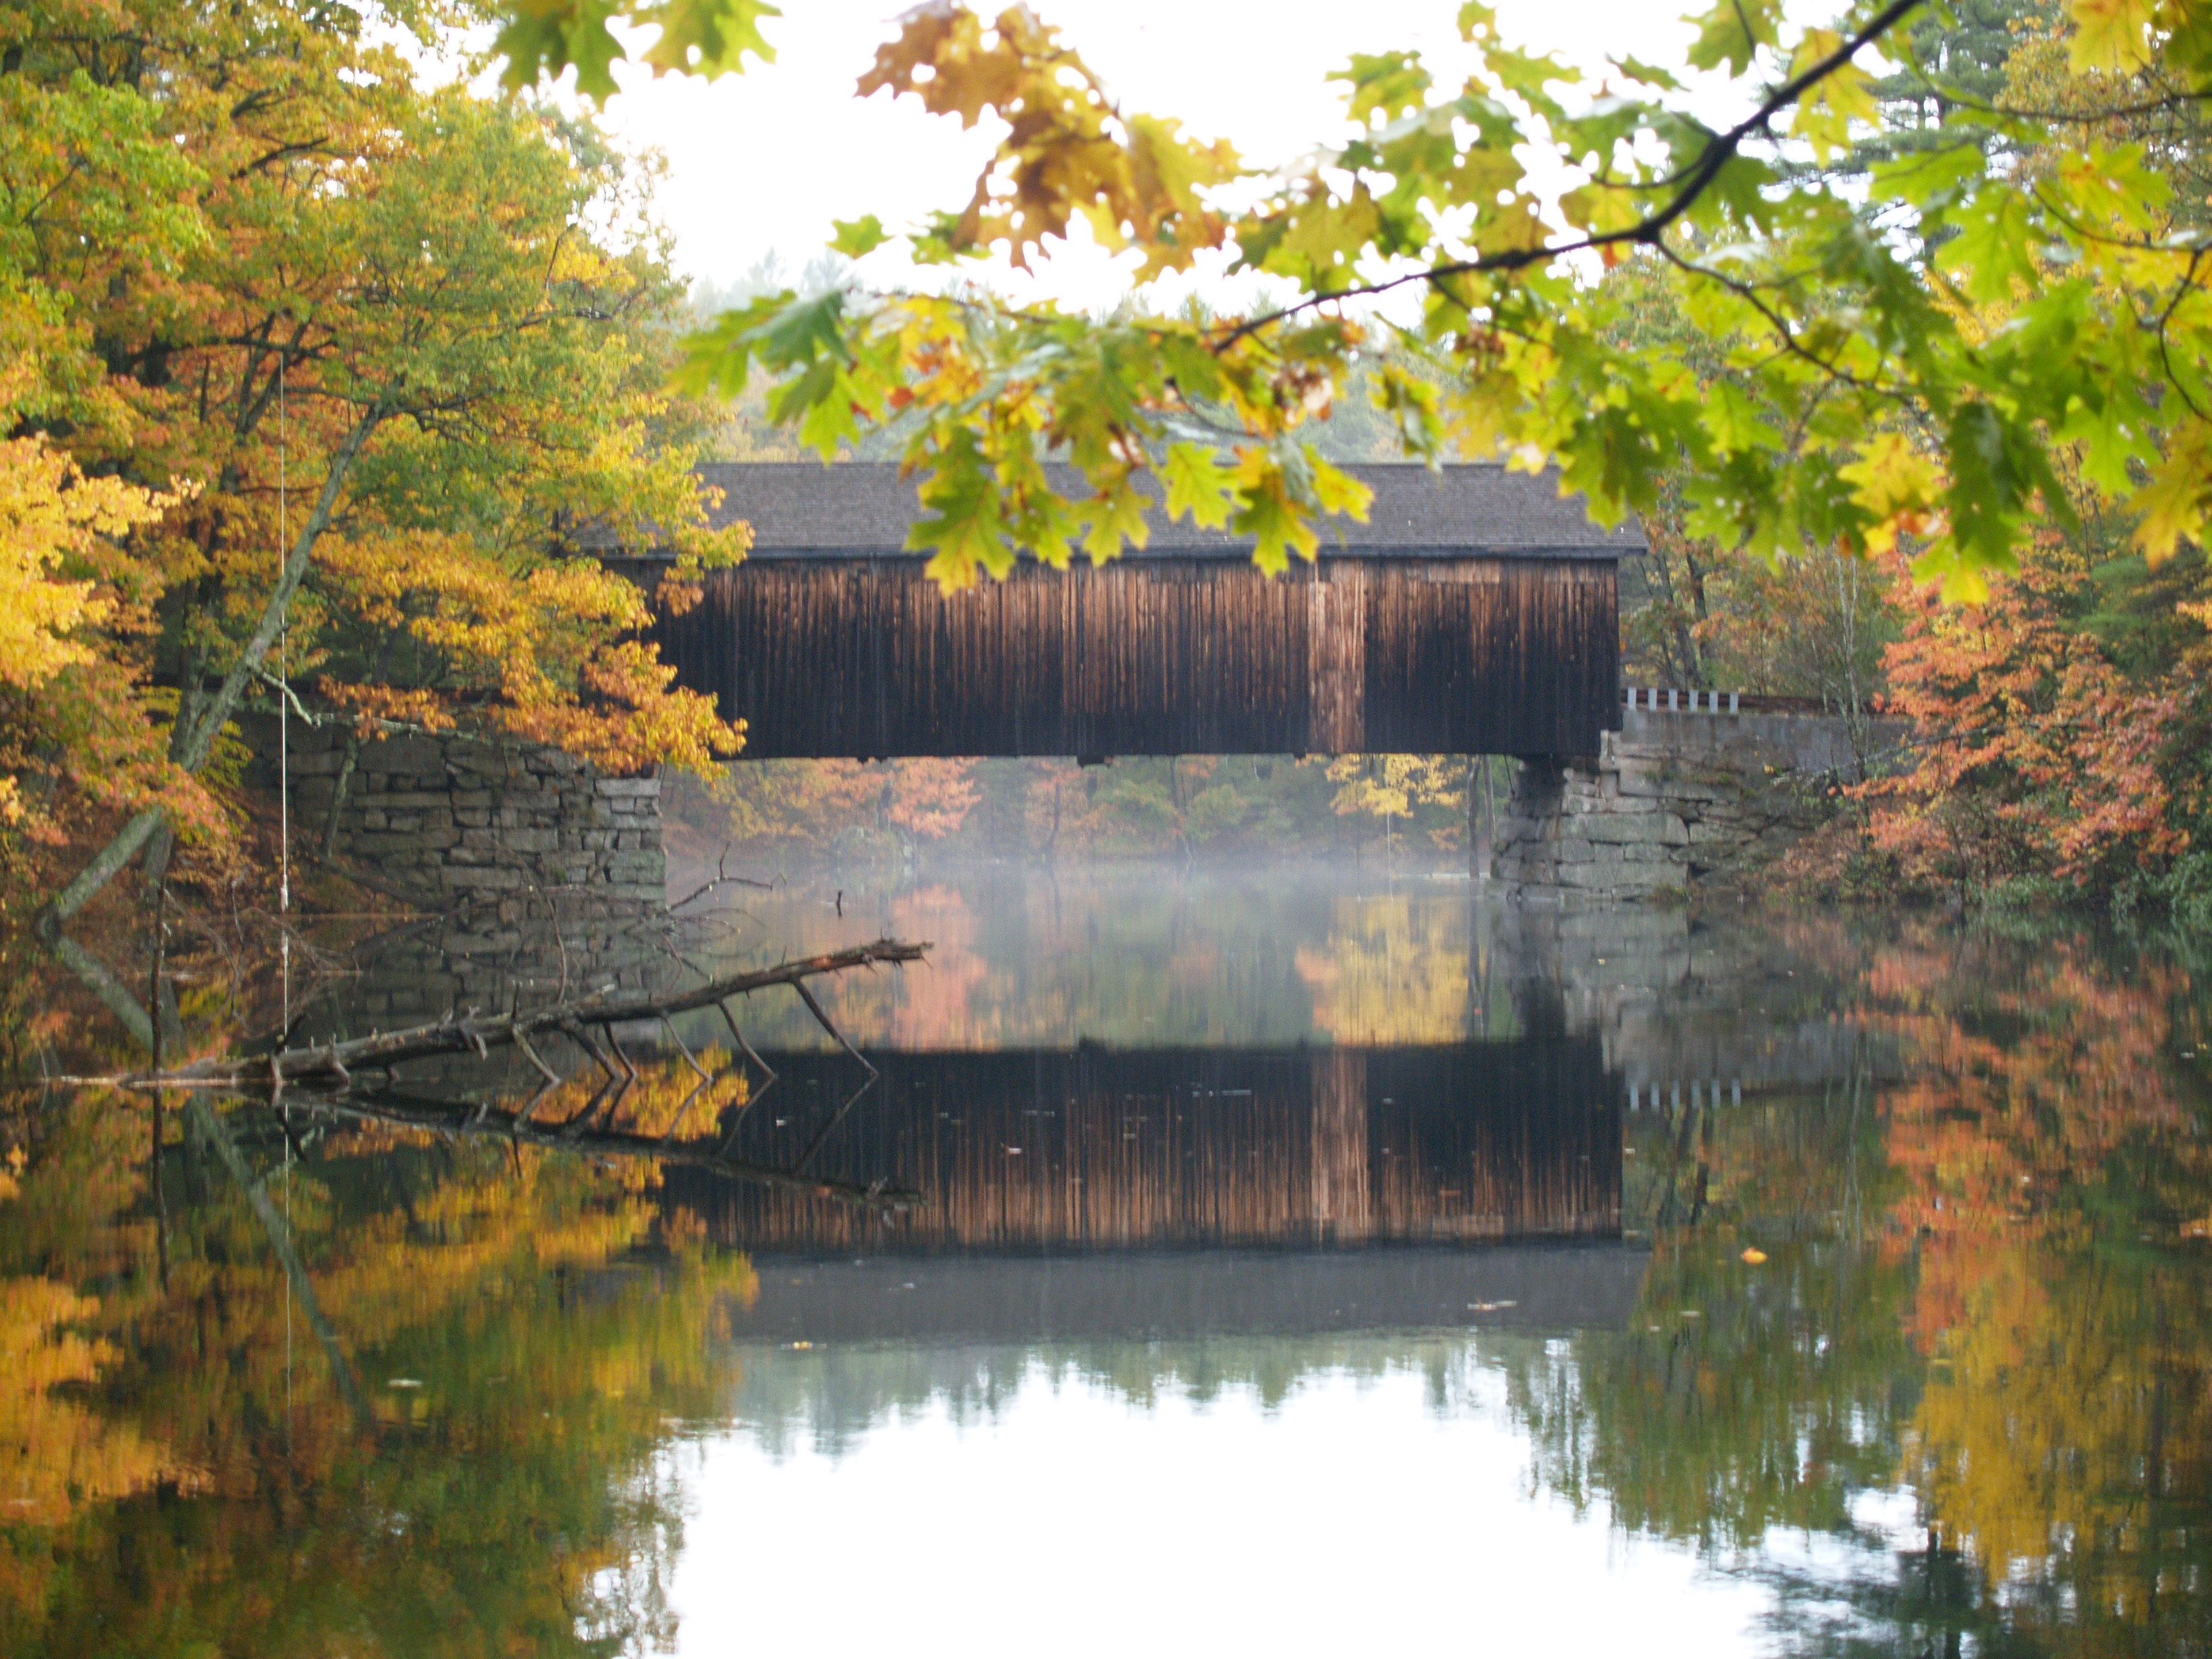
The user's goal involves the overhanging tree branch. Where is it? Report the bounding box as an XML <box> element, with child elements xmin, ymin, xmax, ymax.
<box><xmin>1212</xmin><ymin>0</ymin><xmax>1931</xmax><ymax>352</ymax></box>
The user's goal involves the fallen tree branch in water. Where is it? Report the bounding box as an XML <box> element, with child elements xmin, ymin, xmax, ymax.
<box><xmin>58</xmin><ymin>937</ymin><xmax>928</xmax><ymax>1092</ymax></box>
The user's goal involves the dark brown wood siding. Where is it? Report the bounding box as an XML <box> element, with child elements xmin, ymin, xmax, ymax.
<box><xmin>670</xmin><ymin>1041</ymin><xmax>1622</xmax><ymax>1256</ymax></box>
<box><xmin>642</xmin><ymin>554</ymin><xmax>1620</xmax><ymax>758</ymax></box>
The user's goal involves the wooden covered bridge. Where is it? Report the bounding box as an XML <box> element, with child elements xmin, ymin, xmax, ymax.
<box><xmin>623</xmin><ymin>462</ymin><xmax>1642</xmax><ymax>760</ymax></box>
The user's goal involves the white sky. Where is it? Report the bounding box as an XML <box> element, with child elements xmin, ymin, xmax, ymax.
<box><xmin>590</xmin><ymin>1</ymin><xmax>1713</xmax><ymax>310</ymax></box>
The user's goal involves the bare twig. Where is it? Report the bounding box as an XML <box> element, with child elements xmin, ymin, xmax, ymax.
<box><xmin>671</xmin><ymin>846</ymin><xmax>773</xmax><ymax>909</ymax></box>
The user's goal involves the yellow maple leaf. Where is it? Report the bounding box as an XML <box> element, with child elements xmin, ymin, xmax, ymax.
<box><xmin>2131</xmin><ymin>430</ymin><xmax>2212</xmax><ymax>564</ymax></box>
<box><xmin>2067</xmin><ymin>0</ymin><xmax>2156</xmax><ymax>73</ymax></box>
<box><xmin>1839</xmin><ymin>431</ymin><xmax>1945</xmax><ymax>554</ymax></box>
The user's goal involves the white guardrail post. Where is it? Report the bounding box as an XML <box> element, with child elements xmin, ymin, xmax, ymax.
<box><xmin>1622</xmin><ymin>688</ymin><xmax>1746</xmax><ymax>715</ymax></box>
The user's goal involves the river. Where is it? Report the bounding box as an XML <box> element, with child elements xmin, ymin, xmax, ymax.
<box><xmin>5</xmin><ymin>867</ymin><xmax>2209</xmax><ymax>1656</ymax></box>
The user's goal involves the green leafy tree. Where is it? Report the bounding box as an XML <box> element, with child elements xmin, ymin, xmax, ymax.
<box><xmin>501</xmin><ymin>0</ymin><xmax>2212</xmax><ymax>603</ymax></box>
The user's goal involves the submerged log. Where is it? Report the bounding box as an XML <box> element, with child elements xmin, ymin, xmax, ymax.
<box><xmin>73</xmin><ymin>937</ymin><xmax>928</xmax><ymax>1092</ymax></box>
<box><xmin>283</xmin><ymin>1088</ymin><xmax>926</xmax><ymax>1214</ymax></box>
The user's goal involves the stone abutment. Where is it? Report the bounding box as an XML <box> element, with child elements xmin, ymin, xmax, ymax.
<box><xmin>1492</xmin><ymin>705</ymin><xmax>1904</xmax><ymax>903</ymax></box>
<box><xmin>255</xmin><ymin>719</ymin><xmax>665</xmax><ymax>906</ymax></box>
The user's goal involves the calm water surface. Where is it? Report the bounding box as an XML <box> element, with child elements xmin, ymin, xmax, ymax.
<box><xmin>7</xmin><ymin>869</ymin><xmax>2212</xmax><ymax>1656</ymax></box>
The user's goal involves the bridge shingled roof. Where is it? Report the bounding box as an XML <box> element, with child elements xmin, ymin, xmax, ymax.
<box><xmin>664</xmin><ymin>461</ymin><xmax>1642</xmax><ymax>561</ymax></box>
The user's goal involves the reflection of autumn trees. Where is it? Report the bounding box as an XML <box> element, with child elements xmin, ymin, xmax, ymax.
<box><xmin>1505</xmin><ymin>1080</ymin><xmax>1914</xmax><ymax>1553</ymax></box>
<box><xmin>1874</xmin><ymin>941</ymin><xmax>2212</xmax><ymax>1650</ymax></box>
<box><xmin>1509</xmin><ymin>926</ymin><xmax>2212</xmax><ymax>1653</ymax></box>
<box><xmin>1295</xmin><ymin>892</ymin><xmax>1505</xmax><ymax>1047</ymax></box>
<box><xmin>0</xmin><ymin>1276</ymin><xmax>178</xmax><ymax>1532</ymax></box>
<box><xmin>0</xmin><ymin>1079</ymin><xmax>757</xmax><ymax>1657</ymax></box>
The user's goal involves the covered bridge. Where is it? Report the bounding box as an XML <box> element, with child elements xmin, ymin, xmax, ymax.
<box><xmin>626</xmin><ymin>462</ymin><xmax>1642</xmax><ymax>760</ymax></box>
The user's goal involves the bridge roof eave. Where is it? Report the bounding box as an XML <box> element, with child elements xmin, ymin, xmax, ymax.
<box><xmin>581</xmin><ymin>460</ymin><xmax>1647</xmax><ymax>562</ymax></box>
<box><xmin>605</xmin><ymin>542</ymin><xmax>1639</xmax><ymax>565</ymax></box>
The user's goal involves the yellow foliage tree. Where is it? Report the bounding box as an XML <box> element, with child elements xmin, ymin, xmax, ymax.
<box><xmin>0</xmin><ymin>436</ymin><xmax>169</xmax><ymax>827</ymax></box>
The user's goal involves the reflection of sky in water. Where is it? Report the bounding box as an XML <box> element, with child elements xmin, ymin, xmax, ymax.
<box><xmin>670</xmin><ymin>1347</ymin><xmax>1769</xmax><ymax>1658</ymax></box>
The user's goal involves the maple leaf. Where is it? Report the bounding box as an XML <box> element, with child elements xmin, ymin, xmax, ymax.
<box><xmin>2066</xmin><ymin>0</ymin><xmax>2156</xmax><ymax>74</ymax></box>
<box><xmin>2130</xmin><ymin>426</ymin><xmax>2212</xmax><ymax>564</ymax></box>
<box><xmin>1232</xmin><ymin>451</ymin><xmax>1322</xmax><ymax>575</ymax></box>
<box><xmin>1685</xmin><ymin>0</ymin><xmax>1783</xmax><ymax>75</ymax></box>
<box><xmin>1160</xmin><ymin>444</ymin><xmax>1236</xmax><ymax>529</ymax></box>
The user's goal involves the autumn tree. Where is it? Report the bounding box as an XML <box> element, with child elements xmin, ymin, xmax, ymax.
<box><xmin>1859</xmin><ymin>537</ymin><xmax>2194</xmax><ymax>901</ymax></box>
<box><xmin>1324</xmin><ymin>754</ymin><xmax>1471</xmax><ymax>851</ymax></box>
<box><xmin>1838</xmin><ymin>24</ymin><xmax>2212</xmax><ymax>911</ymax></box>
<box><xmin>0</xmin><ymin>1</ymin><xmax>745</xmax><ymax>1028</ymax></box>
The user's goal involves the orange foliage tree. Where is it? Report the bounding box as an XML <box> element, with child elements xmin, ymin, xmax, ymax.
<box><xmin>1858</xmin><ymin>539</ymin><xmax>2197</xmax><ymax>900</ymax></box>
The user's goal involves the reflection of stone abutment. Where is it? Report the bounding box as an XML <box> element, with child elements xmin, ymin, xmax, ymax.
<box><xmin>1492</xmin><ymin>905</ymin><xmax>1902</xmax><ymax>1099</ymax></box>
<box><xmin>668</xmin><ymin>1041</ymin><xmax>1620</xmax><ymax>1256</ymax></box>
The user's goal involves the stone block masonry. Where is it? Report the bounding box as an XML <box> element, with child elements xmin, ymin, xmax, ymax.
<box><xmin>253</xmin><ymin>718</ymin><xmax>665</xmax><ymax>905</ymax></box>
<box><xmin>1492</xmin><ymin>705</ymin><xmax>1908</xmax><ymax>903</ymax></box>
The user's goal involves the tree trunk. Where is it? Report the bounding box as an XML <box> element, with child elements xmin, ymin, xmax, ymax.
<box><xmin>36</xmin><ymin>407</ymin><xmax>385</xmax><ymax>1043</ymax></box>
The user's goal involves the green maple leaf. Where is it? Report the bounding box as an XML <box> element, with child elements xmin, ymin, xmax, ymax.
<box><xmin>1946</xmin><ymin>401</ymin><xmax>2072</xmax><ymax>570</ymax></box>
<box><xmin>1077</xmin><ymin>480</ymin><xmax>1154</xmax><ymax>562</ymax></box>
<box><xmin>1871</xmin><ymin>143</ymin><xmax>1984</xmax><ymax>213</ymax></box>
<box><xmin>495</xmin><ymin>8</ymin><xmax>626</xmax><ymax>98</ymax></box>
<box><xmin>830</xmin><ymin>215</ymin><xmax>888</xmax><ymax>258</ymax></box>
<box><xmin>1939</xmin><ymin>188</ymin><xmax>2039</xmax><ymax>305</ymax></box>
<box><xmin>643</xmin><ymin>0</ymin><xmax>780</xmax><ymax>78</ymax></box>
<box><xmin>908</xmin><ymin>449</ymin><xmax>1013</xmax><ymax>588</ymax></box>
<box><xmin>754</xmin><ymin>289</ymin><xmax>848</xmax><ymax>368</ymax></box>
<box><xmin>1332</xmin><ymin>52</ymin><xmax>1433</xmax><ymax>123</ymax></box>
<box><xmin>1161</xmin><ymin>445</ymin><xmax>1236</xmax><ymax>529</ymax></box>
<box><xmin>1685</xmin><ymin>0</ymin><xmax>1782</xmax><ymax>75</ymax></box>
<box><xmin>1233</xmin><ymin>458</ymin><xmax>1322</xmax><ymax>575</ymax></box>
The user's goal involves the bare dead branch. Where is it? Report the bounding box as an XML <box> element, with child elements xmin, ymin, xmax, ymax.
<box><xmin>62</xmin><ymin>938</ymin><xmax>928</xmax><ymax>1092</ymax></box>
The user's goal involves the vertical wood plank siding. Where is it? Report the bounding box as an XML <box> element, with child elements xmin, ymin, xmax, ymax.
<box><xmin>672</xmin><ymin>1041</ymin><xmax>1622</xmax><ymax>1254</ymax></box>
<box><xmin>646</xmin><ymin>554</ymin><xmax>1620</xmax><ymax>758</ymax></box>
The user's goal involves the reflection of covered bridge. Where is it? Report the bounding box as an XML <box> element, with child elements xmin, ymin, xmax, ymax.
<box><xmin>623</xmin><ymin>462</ymin><xmax>1643</xmax><ymax>760</ymax></box>
<box><xmin>670</xmin><ymin>1040</ymin><xmax>1622</xmax><ymax>1258</ymax></box>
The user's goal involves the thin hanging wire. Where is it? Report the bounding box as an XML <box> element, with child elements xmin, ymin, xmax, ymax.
<box><xmin>278</xmin><ymin>352</ymin><xmax>291</xmax><ymax>1031</ymax></box>
<box><xmin>278</xmin><ymin>348</ymin><xmax>294</xmax><ymax>1441</ymax></box>
<box><xmin>283</xmin><ymin>1092</ymin><xmax>293</xmax><ymax>1447</ymax></box>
